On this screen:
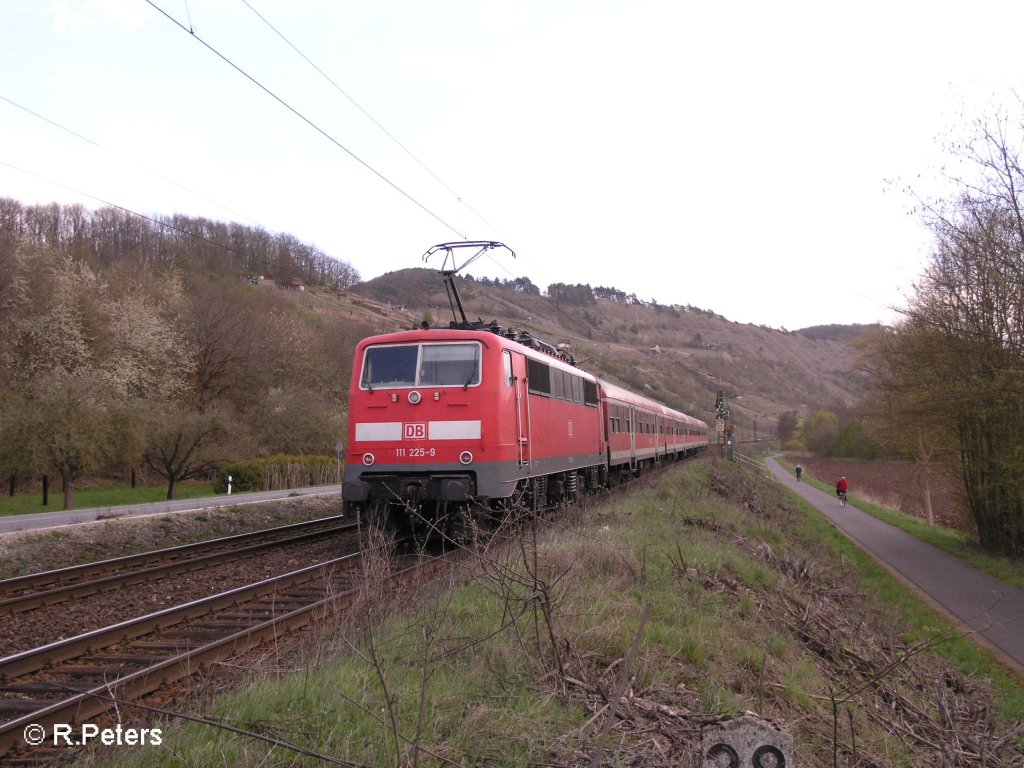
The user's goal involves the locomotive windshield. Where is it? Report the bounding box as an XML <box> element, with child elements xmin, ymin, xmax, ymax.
<box><xmin>361</xmin><ymin>342</ymin><xmax>481</xmax><ymax>389</ymax></box>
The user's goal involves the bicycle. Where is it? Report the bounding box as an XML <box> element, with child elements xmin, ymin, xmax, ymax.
<box><xmin>838</xmin><ymin>491</ymin><xmax>847</xmax><ymax>507</ymax></box>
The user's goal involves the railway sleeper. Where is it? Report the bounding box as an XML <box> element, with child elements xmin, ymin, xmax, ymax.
<box><xmin>83</xmin><ymin>654</ymin><xmax>168</xmax><ymax>664</ymax></box>
<box><xmin>159</xmin><ymin>630</ymin><xmax>231</xmax><ymax>641</ymax></box>
<box><xmin>190</xmin><ymin>620</ymin><xmax>265</xmax><ymax>630</ymax></box>
<box><xmin>47</xmin><ymin>665</ymin><xmax>143</xmax><ymax>677</ymax></box>
<box><xmin>130</xmin><ymin>642</ymin><xmax>202</xmax><ymax>652</ymax></box>
<box><xmin>272</xmin><ymin>593</ymin><xmax>323</xmax><ymax>606</ymax></box>
<box><xmin>245</xmin><ymin>600</ymin><xmax>312</xmax><ymax>611</ymax></box>
<box><xmin>3</xmin><ymin>681</ymin><xmax>98</xmax><ymax>694</ymax></box>
<box><xmin>0</xmin><ymin>698</ymin><xmax>51</xmax><ymax>713</ymax></box>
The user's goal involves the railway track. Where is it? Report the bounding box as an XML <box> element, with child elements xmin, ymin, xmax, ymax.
<box><xmin>0</xmin><ymin>516</ymin><xmax>357</xmax><ymax>615</ymax></box>
<box><xmin>0</xmin><ymin>546</ymin><xmax>452</xmax><ymax>764</ymax></box>
<box><xmin>0</xmin><ymin>461</ymin><xmax>701</xmax><ymax>764</ymax></box>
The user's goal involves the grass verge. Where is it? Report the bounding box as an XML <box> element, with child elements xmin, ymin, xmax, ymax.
<box><xmin>0</xmin><ymin>483</ymin><xmax>218</xmax><ymax>517</ymax></box>
<box><xmin>77</xmin><ymin>459</ymin><xmax>1023</xmax><ymax>767</ymax></box>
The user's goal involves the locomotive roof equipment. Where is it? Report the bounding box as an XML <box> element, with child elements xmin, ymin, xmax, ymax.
<box><xmin>421</xmin><ymin>241</ymin><xmax>577</xmax><ymax>366</ymax></box>
<box><xmin>422</xmin><ymin>240</ymin><xmax>515</xmax><ymax>330</ymax></box>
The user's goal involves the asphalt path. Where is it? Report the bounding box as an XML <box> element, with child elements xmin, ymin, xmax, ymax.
<box><xmin>765</xmin><ymin>457</ymin><xmax>1024</xmax><ymax>674</ymax></box>
<box><xmin>0</xmin><ymin>485</ymin><xmax>343</xmax><ymax>535</ymax></box>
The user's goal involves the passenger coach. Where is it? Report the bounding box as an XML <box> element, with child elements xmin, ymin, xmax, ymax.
<box><xmin>600</xmin><ymin>380</ymin><xmax>708</xmax><ymax>477</ymax></box>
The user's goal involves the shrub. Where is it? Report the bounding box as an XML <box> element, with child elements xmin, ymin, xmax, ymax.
<box><xmin>215</xmin><ymin>455</ymin><xmax>339</xmax><ymax>493</ymax></box>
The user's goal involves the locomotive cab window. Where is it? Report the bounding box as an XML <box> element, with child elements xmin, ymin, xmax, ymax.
<box><xmin>361</xmin><ymin>342</ymin><xmax>481</xmax><ymax>389</ymax></box>
<box><xmin>420</xmin><ymin>343</ymin><xmax>480</xmax><ymax>386</ymax></box>
<box><xmin>361</xmin><ymin>344</ymin><xmax>418</xmax><ymax>388</ymax></box>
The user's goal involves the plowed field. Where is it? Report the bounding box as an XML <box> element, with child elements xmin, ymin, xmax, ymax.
<box><xmin>795</xmin><ymin>458</ymin><xmax>972</xmax><ymax>533</ymax></box>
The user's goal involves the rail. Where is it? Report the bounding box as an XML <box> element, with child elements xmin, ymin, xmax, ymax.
<box><xmin>0</xmin><ymin>549</ymin><xmax>453</xmax><ymax>759</ymax></box>
<box><xmin>0</xmin><ymin>517</ymin><xmax>356</xmax><ymax>614</ymax></box>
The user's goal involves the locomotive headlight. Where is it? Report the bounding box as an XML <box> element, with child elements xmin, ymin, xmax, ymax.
<box><xmin>459</xmin><ymin>451</ymin><xmax>473</xmax><ymax>465</ymax></box>
<box><xmin>408</xmin><ymin>390</ymin><xmax>422</xmax><ymax>404</ymax></box>
<box><xmin>362</xmin><ymin>453</ymin><xmax>376</xmax><ymax>466</ymax></box>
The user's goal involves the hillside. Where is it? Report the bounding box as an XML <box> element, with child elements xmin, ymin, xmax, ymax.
<box><xmin>352</xmin><ymin>268</ymin><xmax>873</xmax><ymax>437</ymax></box>
<box><xmin>0</xmin><ymin>199</ymin><xmax>870</xmax><ymax>441</ymax></box>
<box><xmin>1</xmin><ymin>197</ymin><xmax>872</xmax><ymax>505</ymax></box>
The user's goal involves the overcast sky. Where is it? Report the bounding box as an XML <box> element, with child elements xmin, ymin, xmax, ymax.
<box><xmin>3</xmin><ymin>1</ymin><xmax>1023</xmax><ymax>329</ymax></box>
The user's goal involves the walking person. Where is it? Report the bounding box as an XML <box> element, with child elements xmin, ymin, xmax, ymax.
<box><xmin>795</xmin><ymin>464</ymin><xmax>803</xmax><ymax>482</ymax></box>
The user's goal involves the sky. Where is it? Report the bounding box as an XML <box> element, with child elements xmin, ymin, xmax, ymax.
<box><xmin>2</xmin><ymin>1</ymin><xmax>1024</xmax><ymax>330</ymax></box>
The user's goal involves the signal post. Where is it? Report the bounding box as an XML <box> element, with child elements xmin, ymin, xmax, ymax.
<box><xmin>714</xmin><ymin>389</ymin><xmax>733</xmax><ymax>461</ymax></box>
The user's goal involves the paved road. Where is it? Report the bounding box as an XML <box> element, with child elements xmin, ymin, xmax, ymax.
<box><xmin>765</xmin><ymin>457</ymin><xmax>1024</xmax><ymax>674</ymax></box>
<box><xmin>0</xmin><ymin>485</ymin><xmax>343</xmax><ymax>535</ymax></box>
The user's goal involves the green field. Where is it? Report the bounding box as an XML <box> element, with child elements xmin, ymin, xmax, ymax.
<box><xmin>0</xmin><ymin>482</ymin><xmax>218</xmax><ymax>517</ymax></box>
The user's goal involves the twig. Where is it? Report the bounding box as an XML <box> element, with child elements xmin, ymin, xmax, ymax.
<box><xmin>591</xmin><ymin>602</ymin><xmax>650</xmax><ymax>767</ymax></box>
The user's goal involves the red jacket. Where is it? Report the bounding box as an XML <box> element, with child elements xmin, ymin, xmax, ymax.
<box><xmin>836</xmin><ymin>478</ymin><xmax>849</xmax><ymax>493</ymax></box>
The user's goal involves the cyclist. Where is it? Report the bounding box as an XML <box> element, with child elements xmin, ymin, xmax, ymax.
<box><xmin>836</xmin><ymin>476</ymin><xmax>849</xmax><ymax>506</ymax></box>
<box><xmin>795</xmin><ymin>464</ymin><xmax>803</xmax><ymax>482</ymax></box>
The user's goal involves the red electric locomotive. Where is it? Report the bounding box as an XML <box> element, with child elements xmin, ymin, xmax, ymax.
<box><xmin>341</xmin><ymin>241</ymin><xmax>708</xmax><ymax>538</ymax></box>
<box><xmin>342</xmin><ymin>325</ymin><xmax>606</xmax><ymax>537</ymax></box>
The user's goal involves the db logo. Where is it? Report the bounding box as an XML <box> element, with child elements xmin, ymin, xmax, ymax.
<box><xmin>404</xmin><ymin>423</ymin><xmax>426</xmax><ymax>439</ymax></box>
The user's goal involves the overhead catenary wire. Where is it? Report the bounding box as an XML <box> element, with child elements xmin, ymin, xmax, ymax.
<box><xmin>0</xmin><ymin>95</ymin><xmax>99</xmax><ymax>148</ymax></box>
<box><xmin>1</xmin><ymin>157</ymin><xmax>372</xmax><ymax>288</ymax></box>
<box><xmin>0</xmin><ymin>159</ymin><xmax>254</xmax><ymax>263</ymax></box>
<box><xmin>0</xmin><ymin>94</ymin><xmax>262</xmax><ymax>228</ymax></box>
<box><xmin>158</xmin><ymin>0</ymin><xmax>535</xmax><ymax>286</ymax></box>
<box><xmin>238</xmin><ymin>0</ymin><xmax>504</xmax><ymax>239</ymax></box>
<box><xmin>143</xmin><ymin>0</ymin><xmax>466</xmax><ymax>241</ymax></box>
<box><xmin>5</xmin><ymin>4</ymin><xmax>540</xmax><ymax>293</ymax></box>
<box><xmin>0</xmin><ymin>93</ymin><xmax>373</xmax><ymax>284</ymax></box>
<box><xmin>0</xmin><ymin>88</ymin><xmax>508</xmax><ymax>291</ymax></box>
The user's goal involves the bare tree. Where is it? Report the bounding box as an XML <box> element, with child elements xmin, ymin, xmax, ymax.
<box><xmin>187</xmin><ymin>283</ymin><xmax>263</xmax><ymax>411</ymax></box>
<box><xmin>142</xmin><ymin>405</ymin><xmax>230</xmax><ymax>499</ymax></box>
<box><xmin>879</xmin><ymin>105</ymin><xmax>1024</xmax><ymax>554</ymax></box>
<box><xmin>24</xmin><ymin>374</ymin><xmax>125</xmax><ymax>509</ymax></box>
<box><xmin>857</xmin><ymin>325</ymin><xmax>953</xmax><ymax>526</ymax></box>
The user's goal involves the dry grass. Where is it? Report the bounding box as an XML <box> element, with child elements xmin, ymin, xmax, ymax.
<box><xmin>75</xmin><ymin>459</ymin><xmax>1023</xmax><ymax>768</ymax></box>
